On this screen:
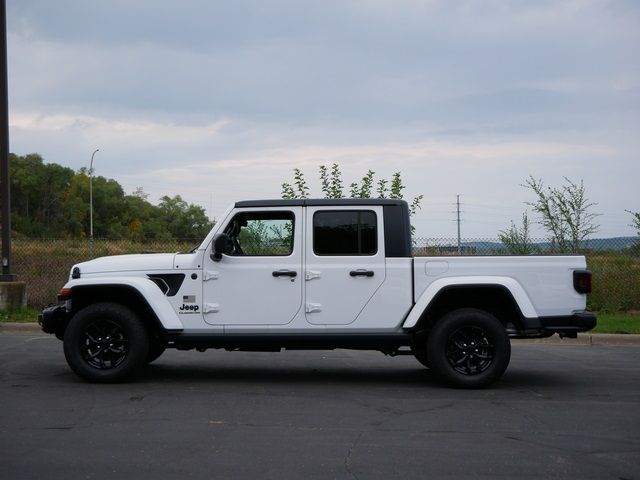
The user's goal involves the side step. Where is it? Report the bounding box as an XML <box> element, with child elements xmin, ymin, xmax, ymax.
<box><xmin>165</xmin><ymin>332</ymin><xmax>413</xmax><ymax>352</ymax></box>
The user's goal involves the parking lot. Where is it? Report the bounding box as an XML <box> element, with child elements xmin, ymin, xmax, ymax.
<box><xmin>1</xmin><ymin>333</ymin><xmax>639</xmax><ymax>479</ymax></box>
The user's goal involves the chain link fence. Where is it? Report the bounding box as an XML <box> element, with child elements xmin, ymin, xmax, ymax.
<box><xmin>9</xmin><ymin>238</ymin><xmax>195</xmax><ymax>307</ymax></box>
<box><xmin>5</xmin><ymin>236</ymin><xmax>640</xmax><ymax>311</ymax></box>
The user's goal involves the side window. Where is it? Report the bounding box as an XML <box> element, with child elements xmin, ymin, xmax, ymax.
<box><xmin>224</xmin><ymin>211</ymin><xmax>294</xmax><ymax>256</ymax></box>
<box><xmin>313</xmin><ymin>210</ymin><xmax>377</xmax><ymax>255</ymax></box>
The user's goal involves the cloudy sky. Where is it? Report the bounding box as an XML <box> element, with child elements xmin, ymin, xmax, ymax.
<box><xmin>6</xmin><ymin>0</ymin><xmax>640</xmax><ymax>238</ymax></box>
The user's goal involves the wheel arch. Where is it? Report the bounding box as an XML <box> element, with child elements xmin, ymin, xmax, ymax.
<box><xmin>69</xmin><ymin>285</ymin><xmax>163</xmax><ymax>333</ymax></box>
<box><xmin>62</xmin><ymin>278</ymin><xmax>183</xmax><ymax>336</ymax></box>
<box><xmin>404</xmin><ymin>278</ymin><xmax>537</xmax><ymax>332</ymax></box>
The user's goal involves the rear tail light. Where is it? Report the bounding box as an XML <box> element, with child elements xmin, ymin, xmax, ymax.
<box><xmin>573</xmin><ymin>270</ymin><xmax>592</xmax><ymax>294</ymax></box>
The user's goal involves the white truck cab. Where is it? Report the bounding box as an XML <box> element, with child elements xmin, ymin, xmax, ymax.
<box><xmin>40</xmin><ymin>199</ymin><xmax>596</xmax><ymax>388</ymax></box>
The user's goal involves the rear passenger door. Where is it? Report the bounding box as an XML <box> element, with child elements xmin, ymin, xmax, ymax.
<box><xmin>304</xmin><ymin>206</ymin><xmax>385</xmax><ymax>325</ymax></box>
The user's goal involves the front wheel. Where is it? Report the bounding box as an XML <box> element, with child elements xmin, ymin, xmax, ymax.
<box><xmin>63</xmin><ymin>303</ymin><xmax>149</xmax><ymax>383</ymax></box>
<box><xmin>426</xmin><ymin>308</ymin><xmax>511</xmax><ymax>388</ymax></box>
<box><xmin>146</xmin><ymin>340</ymin><xmax>167</xmax><ymax>364</ymax></box>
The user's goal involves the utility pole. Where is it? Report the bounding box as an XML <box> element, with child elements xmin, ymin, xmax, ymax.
<box><xmin>456</xmin><ymin>194</ymin><xmax>462</xmax><ymax>255</ymax></box>
<box><xmin>0</xmin><ymin>0</ymin><xmax>25</xmax><ymax>309</ymax></box>
<box><xmin>0</xmin><ymin>0</ymin><xmax>14</xmax><ymax>281</ymax></box>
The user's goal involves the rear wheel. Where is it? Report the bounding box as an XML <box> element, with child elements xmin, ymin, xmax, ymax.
<box><xmin>426</xmin><ymin>308</ymin><xmax>510</xmax><ymax>388</ymax></box>
<box><xmin>411</xmin><ymin>347</ymin><xmax>430</xmax><ymax>368</ymax></box>
<box><xmin>63</xmin><ymin>303</ymin><xmax>149</xmax><ymax>383</ymax></box>
<box><xmin>410</xmin><ymin>334</ymin><xmax>430</xmax><ymax>368</ymax></box>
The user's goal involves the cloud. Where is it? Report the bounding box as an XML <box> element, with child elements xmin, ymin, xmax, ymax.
<box><xmin>9</xmin><ymin>1</ymin><xmax>639</xmax><ymax>126</ymax></box>
<box><xmin>114</xmin><ymin>134</ymin><xmax>624</xmax><ymax>237</ymax></box>
<box><xmin>10</xmin><ymin>112</ymin><xmax>229</xmax><ymax>149</ymax></box>
<box><xmin>6</xmin><ymin>1</ymin><xmax>640</xmax><ymax>237</ymax></box>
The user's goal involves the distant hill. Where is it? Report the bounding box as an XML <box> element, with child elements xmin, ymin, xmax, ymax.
<box><xmin>578</xmin><ymin>237</ymin><xmax>638</xmax><ymax>251</ymax></box>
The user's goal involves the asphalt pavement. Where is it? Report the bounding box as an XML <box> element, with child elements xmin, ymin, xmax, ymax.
<box><xmin>1</xmin><ymin>333</ymin><xmax>639</xmax><ymax>480</ymax></box>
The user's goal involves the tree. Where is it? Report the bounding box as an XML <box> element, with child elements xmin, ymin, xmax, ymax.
<box><xmin>281</xmin><ymin>163</ymin><xmax>424</xmax><ymax>218</ymax></box>
<box><xmin>123</xmin><ymin>193</ymin><xmax>165</xmax><ymax>240</ymax></box>
<box><xmin>627</xmin><ymin>210</ymin><xmax>640</xmax><ymax>255</ymax></box>
<box><xmin>349</xmin><ymin>170</ymin><xmax>375</xmax><ymax>198</ymax></box>
<box><xmin>62</xmin><ymin>172</ymin><xmax>129</xmax><ymax>238</ymax></box>
<box><xmin>8</xmin><ymin>153</ymin><xmax>75</xmax><ymax>236</ymax></box>
<box><xmin>498</xmin><ymin>212</ymin><xmax>533</xmax><ymax>254</ymax></box>
<box><xmin>91</xmin><ymin>176</ymin><xmax>128</xmax><ymax>237</ymax></box>
<box><xmin>158</xmin><ymin>195</ymin><xmax>213</xmax><ymax>240</ymax></box>
<box><xmin>524</xmin><ymin>176</ymin><xmax>599</xmax><ymax>253</ymax></box>
<box><xmin>319</xmin><ymin>163</ymin><xmax>344</xmax><ymax>198</ymax></box>
<box><xmin>282</xmin><ymin>168</ymin><xmax>309</xmax><ymax>199</ymax></box>
<box><xmin>132</xmin><ymin>186</ymin><xmax>149</xmax><ymax>200</ymax></box>
<box><xmin>5</xmin><ymin>152</ymin><xmax>215</xmax><ymax>240</ymax></box>
<box><xmin>62</xmin><ymin>172</ymin><xmax>90</xmax><ymax>237</ymax></box>
<box><xmin>627</xmin><ymin>210</ymin><xmax>640</xmax><ymax>236</ymax></box>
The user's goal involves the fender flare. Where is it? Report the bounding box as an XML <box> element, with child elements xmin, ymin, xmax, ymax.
<box><xmin>63</xmin><ymin>277</ymin><xmax>184</xmax><ymax>330</ymax></box>
<box><xmin>402</xmin><ymin>276</ymin><xmax>537</xmax><ymax>329</ymax></box>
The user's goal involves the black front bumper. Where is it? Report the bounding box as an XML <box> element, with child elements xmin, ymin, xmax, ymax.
<box><xmin>38</xmin><ymin>305</ymin><xmax>68</xmax><ymax>336</ymax></box>
<box><xmin>522</xmin><ymin>311</ymin><xmax>597</xmax><ymax>338</ymax></box>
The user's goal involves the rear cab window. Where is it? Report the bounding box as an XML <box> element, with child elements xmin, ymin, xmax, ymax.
<box><xmin>313</xmin><ymin>210</ymin><xmax>377</xmax><ymax>256</ymax></box>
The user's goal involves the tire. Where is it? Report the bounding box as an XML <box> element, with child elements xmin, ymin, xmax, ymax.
<box><xmin>63</xmin><ymin>303</ymin><xmax>149</xmax><ymax>383</ymax></box>
<box><xmin>426</xmin><ymin>308</ymin><xmax>511</xmax><ymax>388</ymax></box>
<box><xmin>410</xmin><ymin>334</ymin><xmax>430</xmax><ymax>368</ymax></box>
<box><xmin>411</xmin><ymin>346</ymin><xmax>430</xmax><ymax>368</ymax></box>
<box><xmin>146</xmin><ymin>340</ymin><xmax>166</xmax><ymax>364</ymax></box>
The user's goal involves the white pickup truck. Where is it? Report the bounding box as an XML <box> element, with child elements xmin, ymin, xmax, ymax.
<box><xmin>39</xmin><ymin>199</ymin><xmax>596</xmax><ymax>387</ymax></box>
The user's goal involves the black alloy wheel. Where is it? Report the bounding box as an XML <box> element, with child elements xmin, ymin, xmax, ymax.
<box><xmin>426</xmin><ymin>308</ymin><xmax>511</xmax><ymax>388</ymax></box>
<box><xmin>445</xmin><ymin>325</ymin><xmax>494</xmax><ymax>375</ymax></box>
<box><xmin>64</xmin><ymin>303</ymin><xmax>149</xmax><ymax>383</ymax></box>
<box><xmin>80</xmin><ymin>319</ymin><xmax>129</xmax><ymax>370</ymax></box>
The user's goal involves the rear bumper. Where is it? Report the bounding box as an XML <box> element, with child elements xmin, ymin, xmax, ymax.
<box><xmin>522</xmin><ymin>312</ymin><xmax>597</xmax><ymax>337</ymax></box>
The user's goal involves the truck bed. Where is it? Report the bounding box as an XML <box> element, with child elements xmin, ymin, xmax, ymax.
<box><xmin>413</xmin><ymin>255</ymin><xmax>588</xmax><ymax>318</ymax></box>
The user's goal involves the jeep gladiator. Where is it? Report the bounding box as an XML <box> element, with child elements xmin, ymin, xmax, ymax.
<box><xmin>40</xmin><ymin>199</ymin><xmax>596</xmax><ymax>387</ymax></box>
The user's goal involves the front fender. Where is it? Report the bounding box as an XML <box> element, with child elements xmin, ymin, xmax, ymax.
<box><xmin>63</xmin><ymin>277</ymin><xmax>184</xmax><ymax>330</ymax></box>
<box><xmin>402</xmin><ymin>276</ymin><xmax>537</xmax><ymax>329</ymax></box>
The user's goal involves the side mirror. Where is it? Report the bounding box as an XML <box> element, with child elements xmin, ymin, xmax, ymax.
<box><xmin>211</xmin><ymin>233</ymin><xmax>233</xmax><ymax>261</ymax></box>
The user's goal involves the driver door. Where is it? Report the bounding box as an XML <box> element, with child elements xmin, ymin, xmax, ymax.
<box><xmin>202</xmin><ymin>207</ymin><xmax>303</xmax><ymax>326</ymax></box>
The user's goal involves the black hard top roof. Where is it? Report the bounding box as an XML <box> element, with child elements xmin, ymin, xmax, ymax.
<box><xmin>235</xmin><ymin>198</ymin><xmax>408</xmax><ymax>208</ymax></box>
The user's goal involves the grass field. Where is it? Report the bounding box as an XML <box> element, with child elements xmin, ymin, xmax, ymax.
<box><xmin>0</xmin><ymin>307</ymin><xmax>40</xmax><ymax>323</ymax></box>
<box><xmin>1</xmin><ymin>308</ymin><xmax>638</xmax><ymax>334</ymax></box>
<box><xmin>591</xmin><ymin>312</ymin><xmax>640</xmax><ymax>334</ymax></box>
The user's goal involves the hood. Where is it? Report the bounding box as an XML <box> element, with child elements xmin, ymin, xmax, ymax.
<box><xmin>73</xmin><ymin>253</ymin><xmax>177</xmax><ymax>275</ymax></box>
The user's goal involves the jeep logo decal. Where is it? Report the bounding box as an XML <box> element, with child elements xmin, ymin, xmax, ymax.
<box><xmin>179</xmin><ymin>304</ymin><xmax>199</xmax><ymax>312</ymax></box>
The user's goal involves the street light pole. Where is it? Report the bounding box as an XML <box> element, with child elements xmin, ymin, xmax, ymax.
<box><xmin>89</xmin><ymin>148</ymin><xmax>99</xmax><ymax>244</ymax></box>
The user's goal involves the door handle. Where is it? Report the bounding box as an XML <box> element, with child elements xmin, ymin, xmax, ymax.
<box><xmin>272</xmin><ymin>270</ymin><xmax>297</xmax><ymax>278</ymax></box>
<box><xmin>349</xmin><ymin>270</ymin><xmax>374</xmax><ymax>277</ymax></box>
